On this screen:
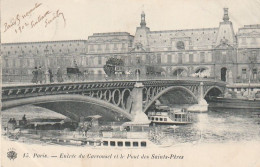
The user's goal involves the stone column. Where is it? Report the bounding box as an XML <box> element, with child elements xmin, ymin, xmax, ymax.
<box><xmin>199</xmin><ymin>82</ymin><xmax>204</xmax><ymax>101</ymax></box>
<box><xmin>130</xmin><ymin>82</ymin><xmax>150</xmax><ymax>124</ymax></box>
<box><xmin>197</xmin><ymin>82</ymin><xmax>208</xmax><ymax>112</ymax></box>
<box><xmin>187</xmin><ymin>83</ymin><xmax>209</xmax><ymax>113</ymax></box>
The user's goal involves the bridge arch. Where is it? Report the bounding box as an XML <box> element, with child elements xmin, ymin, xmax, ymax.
<box><xmin>143</xmin><ymin>86</ymin><xmax>198</xmax><ymax>113</ymax></box>
<box><xmin>2</xmin><ymin>94</ymin><xmax>133</xmax><ymax>121</ymax></box>
<box><xmin>204</xmin><ymin>86</ymin><xmax>224</xmax><ymax>98</ymax></box>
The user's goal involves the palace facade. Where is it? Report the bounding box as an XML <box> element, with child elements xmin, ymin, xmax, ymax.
<box><xmin>2</xmin><ymin>8</ymin><xmax>260</xmax><ymax>83</ymax></box>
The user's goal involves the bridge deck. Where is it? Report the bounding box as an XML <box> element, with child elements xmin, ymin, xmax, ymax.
<box><xmin>2</xmin><ymin>77</ymin><xmax>226</xmax><ymax>88</ymax></box>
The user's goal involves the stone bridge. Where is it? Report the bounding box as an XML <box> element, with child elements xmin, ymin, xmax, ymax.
<box><xmin>1</xmin><ymin>79</ymin><xmax>226</xmax><ymax>122</ymax></box>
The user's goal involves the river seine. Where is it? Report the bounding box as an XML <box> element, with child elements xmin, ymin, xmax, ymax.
<box><xmin>2</xmin><ymin>105</ymin><xmax>260</xmax><ymax>144</ymax></box>
<box><xmin>165</xmin><ymin>107</ymin><xmax>260</xmax><ymax>143</ymax></box>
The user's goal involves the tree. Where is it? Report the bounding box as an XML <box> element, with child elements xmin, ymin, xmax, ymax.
<box><xmin>103</xmin><ymin>57</ymin><xmax>124</xmax><ymax>77</ymax></box>
<box><xmin>241</xmin><ymin>49</ymin><xmax>257</xmax><ymax>82</ymax></box>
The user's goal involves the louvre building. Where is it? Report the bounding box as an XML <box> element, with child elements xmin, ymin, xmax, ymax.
<box><xmin>2</xmin><ymin>8</ymin><xmax>260</xmax><ymax>83</ymax></box>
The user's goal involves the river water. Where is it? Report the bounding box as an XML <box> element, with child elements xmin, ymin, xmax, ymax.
<box><xmin>2</xmin><ymin>105</ymin><xmax>260</xmax><ymax>144</ymax></box>
<box><xmin>164</xmin><ymin>108</ymin><xmax>260</xmax><ymax>144</ymax></box>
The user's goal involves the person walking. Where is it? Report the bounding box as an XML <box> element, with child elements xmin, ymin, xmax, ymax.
<box><xmin>37</xmin><ymin>66</ymin><xmax>43</xmax><ymax>84</ymax></box>
<box><xmin>32</xmin><ymin>67</ymin><xmax>38</xmax><ymax>83</ymax></box>
<box><xmin>48</xmin><ymin>68</ymin><xmax>54</xmax><ymax>83</ymax></box>
<box><xmin>57</xmin><ymin>67</ymin><xmax>63</xmax><ymax>82</ymax></box>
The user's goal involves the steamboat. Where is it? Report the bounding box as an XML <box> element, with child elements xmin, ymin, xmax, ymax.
<box><xmin>147</xmin><ymin>105</ymin><xmax>192</xmax><ymax>125</ymax></box>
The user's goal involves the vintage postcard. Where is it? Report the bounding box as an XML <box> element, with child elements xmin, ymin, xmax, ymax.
<box><xmin>1</xmin><ymin>0</ymin><xmax>260</xmax><ymax>166</ymax></box>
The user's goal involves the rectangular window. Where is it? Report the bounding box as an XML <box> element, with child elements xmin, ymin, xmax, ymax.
<box><xmin>157</xmin><ymin>55</ymin><xmax>161</xmax><ymax>64</ymax></box>
<box><xmin>128</xmin><ymin>56</ymin><xmax>131</xmax><ymax>65</ymax></box>
<box><xmin>167</xmin><ymin>55</ymin><xmax>172</xmax><ymax>63</ymax></box>
<box><xmin>189</xmin><ymin>54</ymin><xmax>193</xmax><ymax>63</ymax></box>
<box><xmin>146</xmin><ymin>55</ymin><xmax>150</xmax><ymax>64</ymax></box>
<box><xmin>105</xmin><ymin>44</ymin><xmax>110</xmax><ymax>51</ymax></box>
<box><xmin>129</xmin><ymin>40</ymin><xmax>133</xmax><ymax>47</ymax></box>
<box><xmin>90</xmin><ymin>45</ymin><xmax>94</xmax><ymax>51</ymax></box>
<box><xmin>252</xmin><ymin>51</ymin><xmax>257</xmax><ymax>58</ymax></box>
<box><xmin>86</xmin><ymin>57</ymin><xmax>89</xmax><ymax>65</ymax></box>
<box><xmin>113</xmin><ymin>43</ymin><xmax>118</xmax><ymax>50</ymax></box>
<box><xmin>13</xmin><ymin>59</ymin><xmax>16</xmax><ymax>67</ymax></box>
<box><xmin>241</xmin><ymin>38</ymin><xmax>246</xmax><ymax>44</ymax></box>
<box><xmin>98</xmin><ymin>57</ymin><xmax>102</xmax><ymax>65</ymax></box>
<box><xmin>253</xmin><ymin>68</ymin><xmax>257</xmax><ymax>80</ymax></box>
<box><xmin>136</xmin><ymin>57</ymin><xmax>141</xmax><ymax>64</ymax></box>
<box><xmin>228</xmin><ymin>50</ymin><xmax>232</xmax><ymax>62</ymax></box>
<box><xmin>5</xmin><ymin>59</ymin><xmax>9</xmax><ymax>67</ymax></box>
<box><xmin>20</xmin><ymin>59</ymin><xmax>24</xmax><ymax>68</ymax></box>
<box><xmin>121</xmin><ymin>43</ymin><xmax>125</xmax><ymax>50</ymax></box>
<box><xmin>98</xmin><ymin>44</ymin><xmax>102</xmax><ymax>51</ymax></box>
<box><xmin>160</xmin><ymin>118</ymin><xmax>163</xmax><ymax>121</ymax></box>
<box><xmin>242</xmin><ymin>68</ymin><xmax>247</xmax><ymax>80</ymax></box>
<box><xmin>178</xmin><ymin>53</ymin><xmax>182</xmax><ymax>64</ymax></box>
<box><xmin>242</xmin><ymin>69</ymin><xmax>247</xmax><ymax>74</ymax></box>
<box><xmin>200</xmin><ymin>52</ymin><xmax>205</xmax><ymax>63</ymax></box>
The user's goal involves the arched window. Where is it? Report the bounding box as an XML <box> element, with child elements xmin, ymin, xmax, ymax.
<box><xmin>157</xmin><ymin>55</ymin><xmax>161</xmax><ymax>64</ymax></box>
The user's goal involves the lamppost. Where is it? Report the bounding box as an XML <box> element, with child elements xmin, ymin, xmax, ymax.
<box><xmin>44</xmin><ymin>47</ymin><xmax>50</xmax><ymax>84</ymax></box>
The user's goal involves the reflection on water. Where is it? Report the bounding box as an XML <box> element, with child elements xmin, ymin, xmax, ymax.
<box><xmin>2</xmin><ymin>105</ymin><xmax>260</xmax><ymax>144</ymax></box>
<box><xmin>164</xmin><ymin>108</ymin><xmax>260</xmax><ymax>144</ymax></box>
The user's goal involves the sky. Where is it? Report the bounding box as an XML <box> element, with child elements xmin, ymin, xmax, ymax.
<box><xmin>1</xmin><ymin>0</ymin><xmax>260</xmax><ymax>43</ymax></box>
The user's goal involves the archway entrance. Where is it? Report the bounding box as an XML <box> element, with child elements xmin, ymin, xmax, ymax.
<box><xmin>221</xmin><ymin>67</ymin><xmax>227</xmax><ymax>81</ymax></box>
<box><xmin>173</xmin><ymin>68</ymin><xmax>187</xmax><ymax>77</ymax></box>
<box><xmin>194</xmin><ymin>68</ymin><xmax>210</xmax><ymax>78</ymax></box>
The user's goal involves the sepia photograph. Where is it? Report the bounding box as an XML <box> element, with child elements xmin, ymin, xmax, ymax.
<box><xmin>1</xmin><ymin>0</ymin><xmax>260</xmax><ymax>166</ymax></box>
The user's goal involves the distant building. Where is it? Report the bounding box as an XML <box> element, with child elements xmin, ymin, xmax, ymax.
<box><xmin>2</xmin><ymin>8</ymin><xmax>260</xmax><ymax>83</ymax></box>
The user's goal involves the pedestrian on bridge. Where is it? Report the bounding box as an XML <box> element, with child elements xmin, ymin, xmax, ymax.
<box><xmin>32</xmin><ymin>67</ymin><xmax>38</xmax><ymax>83</ymax></box>
<box><xmin>48</xmin><ymin>69</ymin><xmax>54</xmax><ymax>83</ymax></box>
<box><xmin>37</xmin><ymin>66</ymin><xmax>43</xmax><ymax>84</ymax></box>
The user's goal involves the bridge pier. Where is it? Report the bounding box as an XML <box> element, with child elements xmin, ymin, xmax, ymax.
<box><xmin>130</xmin><ymin>82</ymin><xmax>150</xmax><ymax>125</ymax></box>
<box><xmin>187</xmin><ymin>82</ymin><xmax>209</xmax><ymax>112</ymax></box>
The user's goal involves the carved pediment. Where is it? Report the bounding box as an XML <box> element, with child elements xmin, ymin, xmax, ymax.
<box><xmin>129</xmin><ymin>43</ymin><xmax>146</xmax><ymax>52</ymax></box>
<box><xmin>215</xmin><ymin>38</ymin><xmax>233</xmax><ymax>49</ymax></box>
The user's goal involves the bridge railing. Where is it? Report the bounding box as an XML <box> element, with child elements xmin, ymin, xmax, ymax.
<box><xmin>1</xmin><ymin>74</ymin><xmax>224</xmax><ymax>85</ymax></box>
